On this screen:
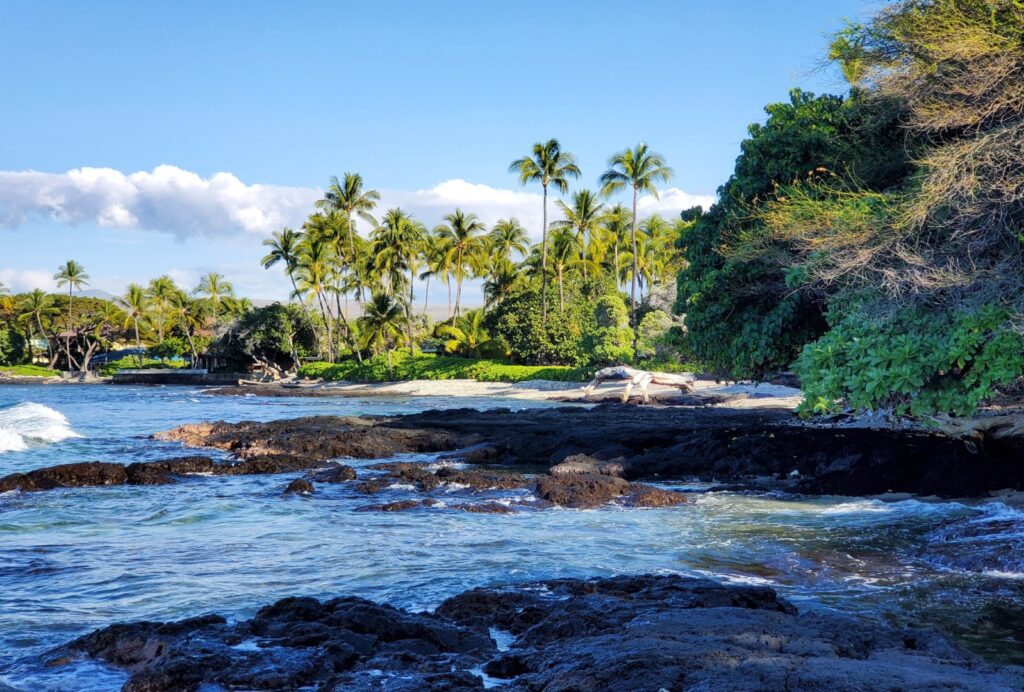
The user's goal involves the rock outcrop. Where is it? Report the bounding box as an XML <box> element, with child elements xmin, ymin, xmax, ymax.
<box><xmin>55</xmin><ymin>575</ymin><xmax>1024</xmax><ymax>691</ymax></box>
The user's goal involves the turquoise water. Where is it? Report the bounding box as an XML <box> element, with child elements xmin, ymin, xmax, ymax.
<box><xmin>0</xmin><ymin>384</ymin><xmax>1022</xmax><ymax>689</ymax></box>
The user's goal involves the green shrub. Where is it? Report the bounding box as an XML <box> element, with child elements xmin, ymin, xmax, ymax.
<box><xmin>0</xmin><ymin>328</ymin><xmax>27</xmax><ymax>366</ymax></box>
<box><xmin>148</xmin><ymin>337</ymin><xmax>188</xmax><ymax>361</ymax></box>
<box><xmin>796</xmin><ymin>306</ymin><xmax>1024</xmax><ymax>417</ymax></box>
<box><xmin>635</xmin><ymin>310</ymin><xmax>675</xmax><ymax>360</ymax></box>
<box><xmin>0</xmin><ymin>364</ymin><xmax>57</xmax><ymax>377</ymax></box>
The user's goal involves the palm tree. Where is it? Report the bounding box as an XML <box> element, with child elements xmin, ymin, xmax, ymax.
<box><xmin>146</xmin><ymin>275</ymin><xmax>179</xmax><ymax>342</ymax></box>
<box><xmin>434</xmin><ymin>209</ymin><xmax>487</xmax><ymax>318</ymax></box>
<box><xmin>553</xmin><ymin>189</ymin><xmax>605</xmax><ymax>279</ymax></box>
<box><xmin>601</xmin><ymin>204</ymin><xmax>632</xmax><ymax>291</ymax></box>
<box><xmin>20</xmin><ymin>289</ymin><xmax>57</xmax><ymax>367</ymax></box>
<box><xmin>358</xmin><ymin>293</ymin><xmax>405</xmax><ymax>378</ymax></box>
<box><xmin>599</xmin><ymin>143</ymin><xmax>674</xmax><ymax>322</ymax></box>
<box><xmin>53</xmin><ymin>260</ymin><xmax>89</xmax><ymax>370</ymax></box>
<box><xmin>369</xmin><ymin>208</ymin><xmax>425</xmax><ymax>349</ymax></box>
<box><xmin>549</xmin><ymin>227</ymin><xmax>583</xmax><ymax>312</ymax></box>
<box><xmin>489</xmin><ymin>218</ymin><xmax>530</xmax><ymax>263</ymax></box>
<box><xmin>436</xmin><ymin>308</ymin><xmax>491</xmax><ymax>358</ymax></box>
<box><xmin>509</xmin><ymin>139</ymin><xmax>581</xmax><ymax>323</ymax></box>
<box><xmin>262</xmin><ymin>227</ymin><xmax>304</xmax><ymax>300</ymax></box>
<box><xmin>294</xmin><ymin>236</ymin><xmax>336</xmax><ymax>362</ymax></box>
<box><xmin>169</xmin><ymin>291</ymin><xmax>204</xmax><ymax>366</ymax></box>
<box><xmin>316</xmin><ymin>173</ymin><xmax>380</xmax><ymax>272</ymax></box>
<box><xmin>195</xmin><ymin>272</ymin><xmax>234</xmax><ymax>319</ymax></box>
<box><xmin>483</xmin><ymin>257</ymin><xmax>526</xmax><ymax>308</ymax></box>
<box><xmin>122</xmin><ymin>283</ymin><xmax>148</xmax><ymax>367</ymax></box>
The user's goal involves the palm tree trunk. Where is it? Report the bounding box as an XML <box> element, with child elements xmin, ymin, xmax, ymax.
<box><xmin>559</xmin><ymin>270</ymin><xmax>565</xmax><ymax>312</ymax></box>
<box><xmin>134</xmin><ymin>318</ymin><xmax>143</xmax><ymax>367</ymax></box>
<box><xmin>630</xmin><ymin>186</ymin><xmax>639</xmax><ymax>326</ymax></box>
<box><xmin>447</xmin><ymin>279</ymin><xmax>452</xmax><ymax>320</ymax></box>
<box><xmin>541</xmin><ymin>184</ymin><xmax>549</xmax><ymax>324</ymax></box>
<box><xmin>64</xmin><ymin>288</ymin><xmax>73</xmax><ymax>371</ymax></box>
<box><xmin>423</xmin><ymin>274</ymin><xmax>430</xmax><ymax>315</ymax></box>
<box><xmin>36</xmin><ymin>312</ymin><xmax>54</xmax><ymax>367</ymax></box>
<box><xmin>455</xmin><ymin>276</ymin><xmax>463</xmax><ymax>318</ymax></box>
<box><xmin>315</xmin><ymin>291</ymin><xmax>334</xmax><ymax>362</ymax></box>
<box><xmin>614</xmin><ymin>244</ymin><xmax>621</xmax><ymax>292</ymax></box>
<box><xmin>386</xmin><ymin>348</ymin><xmax>394</xmax><ymax>379</ymax></box>
<box><xmin>406</xmin><ymin>269</ymin><xmax>415</xmax><ymax>350</ymax></box>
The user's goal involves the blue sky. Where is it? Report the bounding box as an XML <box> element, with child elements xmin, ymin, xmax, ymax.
<box><xmin>1</xmin><ymin>0</ymin><xmax>872</xmax><ymax>301</ymax></box>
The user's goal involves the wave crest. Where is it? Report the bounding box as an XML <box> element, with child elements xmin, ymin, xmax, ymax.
<box><xmin>0</xmin><ymin>402</ymin><xmax>81</xmax><ymax>453</ymax></box>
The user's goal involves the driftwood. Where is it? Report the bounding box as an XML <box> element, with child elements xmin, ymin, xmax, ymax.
<box><xmin>934</xmin><ymin>414</ymin><xmax>1024</xmax><ymax>441</ymax></box>
<box><xmin>583</xmin><ymin>366</ymin><xmax>696</xmax><ymax>404</ymax></box>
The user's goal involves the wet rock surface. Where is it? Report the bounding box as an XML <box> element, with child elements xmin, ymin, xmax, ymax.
<box><xmin>283</xmin><ymin>478</ymin><xmax>314</xmax><ymax>494</ymax></box>
<box><xmin>57</xmin><ymin>574</ymin><xmax>1024</xmax><ymax>691</ymax></box>
<box><xmin>155</xmin><ymin>405</ymin><xmax>1024</xmax><ymax>497</ymax></box>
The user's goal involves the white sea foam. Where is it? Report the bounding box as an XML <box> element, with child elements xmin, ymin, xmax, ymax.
<box><xmin>0</xmin><ymin>402</ymin><xmax>81</xmax><ymax>453</ymax></box>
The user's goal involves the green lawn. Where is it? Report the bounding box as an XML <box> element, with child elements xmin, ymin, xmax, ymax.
<box><xmin>0</xmin><ymin>364</ymin><xmax>59</xmax><ymax>377</ymax></box>
<box><xmin>298</xmin><ymin>353</ymin><xmax>591</xmax><ymax>384</ymax></box>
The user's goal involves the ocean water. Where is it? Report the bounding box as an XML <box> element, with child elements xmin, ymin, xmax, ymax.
<box><xmin>0</xmin><ymin>384</ymin><xmax>1022</xmax><ymax>689</ymax></box>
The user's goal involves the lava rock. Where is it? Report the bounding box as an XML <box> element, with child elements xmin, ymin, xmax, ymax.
<box><xmin>306</xmin><ymin>463</ymin><xmax>357</xmax><ymax>483</ymax></box>
<box><xmin>283</xmin><ymin>478</ymin><xmax>314</xmax><ymax>495</ymax></box>
<box><xmin>533</xmin><ymin>473</ymin><xmax>632</xmax><ymax>508</ymax></box>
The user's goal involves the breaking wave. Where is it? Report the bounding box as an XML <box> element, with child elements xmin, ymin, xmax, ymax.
<box><xmin>0</xmin><ymin>402</ymin><xmax>80</xmax><ymax>453</ymax></box>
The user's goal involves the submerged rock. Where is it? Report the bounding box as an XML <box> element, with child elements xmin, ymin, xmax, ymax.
<box><xmin>57</xmin><ymin>574</ymin><xmax>1024</xmax><ymax>691</ymax></box>
<box><xmin>306</xmin><ymin>463</ymin><xmax>357</xmax><ymax>483</ymax></box>
<box><xmin>283</xmin><ymin>478</ymin><xmax>314</xmax><ymax>495</ymax></box>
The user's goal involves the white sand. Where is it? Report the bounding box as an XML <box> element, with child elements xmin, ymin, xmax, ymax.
<box><xmin>306</xmin><ymin>377</ymin><xmax>804</xmax><ymax>410</ymax></box>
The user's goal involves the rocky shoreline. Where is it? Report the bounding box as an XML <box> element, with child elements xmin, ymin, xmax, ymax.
<box><xmin>155</xmin><ymin>404</ymin><xmax>1024</xmax><ymax>498</ymax></box>
<box><xmin>50</xmin><ymin>574</ymin><xmax>1024</xmax><ymax>690</ymax></box>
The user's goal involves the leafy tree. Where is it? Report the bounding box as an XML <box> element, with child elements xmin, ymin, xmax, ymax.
<box><xmin>195</xmin><ymin>272</ymin><xmax>234</xmax><ymax>319</ymax></box>
<box><xmin>586</xmin><ymin>294</ymin><xmax>635</xmax><ymax>365</ymax></box>
<box><xmin>509</xmin><ymin>139</ymin><xmax>581</xmax><ymax>323</ymax></box>
<box><xmin>122</xmin><ymin>283</ymin><xmax>148</xmax><ymax>366</ymax></box>
<box><xmin>434</xmin><ymin>209</ymin><xmax>488</xmax><ymax>317</ymax></box>
<box><xmin>0</xmin><ymin>328</ymin><xmax>26</xmax><ymax>366</ymax></box>
<box><xmin>436</xmin><ymin>308</ymin><xmax>493</xmax><ymax>358</ymax></box>
<box><xmin>235</xmin><ymin>303</ymin><xmax>316</xmax><ymax>372</ymax></box>
<box><xmin>315</xmin><ymin>173</ymin><xmax>380</xmax><ymax>264</ymax></box>
<box><xmin>553</xmin><ymin>189</ymin><xmax>605</xmax><ymax>279</ymax></box>
<box><xmin>148</xmin><ymin>337</ymin><xmax>187</xmax><ymax>362</ymax></box>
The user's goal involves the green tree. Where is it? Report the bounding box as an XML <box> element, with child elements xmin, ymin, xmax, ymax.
<box><xmin>316</xmin><ymin>172</ymin><xmax>380</xmax><ymax>273</ymax></box>
<box><xmin>20</xmin><ymin>289</ymin><xmax>58</xmax><ymax>368</ymax></box>
<box><xmin>121</xmin><ymin>283</ymin><xmax>148</xmax><ymax>367</ymax></box>
<box><xmin>145</xmin><ymin>275</ymin><xmax>179</xmax><ymax>342</ymax></box>
<box><xmin>553</xmin><ymin>189</ymin><xmax>604</xmax><ymax>279</ymax></box>
<box><xmin>195</xmin><ymin>272</ymin><xmax>234</xmax><ymax>319</ymax></box>
<box><xmin>509</xmin><ymin>139</ymin><xmax>581</xmax><ymax>323</ymax></box>
<box><xmin>436</xmin><ymin>308</ymin><xmax>492</xmax><ymax>358</ymax></box>
<box><xmin>53</xmin><ymin>260</ymin><xmax>90</xmax><ymax>370</ymax></box>
<box><xmin>434</xmin><ymin>209</ymin><xmax>488</xmax><ymax>318</ymax></box>
<box><xmin>489</xmin><ymin>218</ymin><xmax>530</xmax><ymax>264</ymax></box>
<box><xmin>369</xmin><ymin>208</ymin><xmax>426</xmax><ymax>349</ymax></box>
<box><xmin>599</xmin><ymin>143</ymin><xmax>674</xmax><ymax>324</ymax></box>
<box><xmin>358</xmin><ymin>293</ymin><xmax>406</xmax><ymax>378</ymax></box>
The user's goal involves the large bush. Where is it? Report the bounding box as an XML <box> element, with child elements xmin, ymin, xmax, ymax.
<box><xmin>796</xmin><ymin>306</ymin><xmax>1024</xmax><ymax>417</ymax></box>
<box><xmin>485</xmin><ymin>290</ymin><xmax>592</xmax><ymax>366</ymax></box>
<box><xmin>0</xmin><ymin>328</ymin><xmax>26</xmax><ymax>366</ymax></box>
<box><xmin>585</xmin><ymin>294</ymin><xmax>634</xmax><ymax>365</ymax></box>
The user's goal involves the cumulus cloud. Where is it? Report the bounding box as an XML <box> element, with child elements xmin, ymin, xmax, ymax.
<box><xmin>0</xmin><ymin>268</ymin><xmax>58</xmax><ymax>293</ymax></box>
<box><xmin>0</xmin><ymin>166</ymin><xmax>715</xmax><ymax>243</ymax></box>
<box><xmin>636</xmin><ymin>188</ymin><xmax>717</xmax><ymax>218</ymax></box>
<box><xmin>0</xmin><ymin>165</ymin><xmax>319</xmax><ymax>238</ymax></box>
<box><xmin>377</xmin><ymin>179</ymin><xmax>546</xmax><ymax>239</ymax></box>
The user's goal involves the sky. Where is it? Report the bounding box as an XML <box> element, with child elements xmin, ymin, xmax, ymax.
<box><xmin>0</xmin><ymin>0</ymin><xmax>875</xmax><ymax>303</ymax></box>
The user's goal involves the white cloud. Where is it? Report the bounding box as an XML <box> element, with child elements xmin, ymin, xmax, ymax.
<box><xmin>377</xmin><ymin>179</ymin><xmax>547</xmax><ymax>240</ymax></box>
<box><xmin>0</xmin><ymin>268</ymin><xmax>58</xmax><ymax>293</ymax></box>
<box><xmin>636</xmin><ymin>187</ymin><xmax>716</xmax><ymax>218</ymax></box>
<box><xmin>0</xmin><ymin>166</ymin><xmax>715</xmax><ymax>246</ymax></box>
<box><xmin>0</xmin><ymin>165</ymin><xmax>319</xmax><ymax>238</ymax></box>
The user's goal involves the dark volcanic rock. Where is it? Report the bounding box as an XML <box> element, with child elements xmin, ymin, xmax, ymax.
<box><xmin>306</xmin><ymin>463</ymin><xmax>357</xmax><ymax>483</ymax></box>
<box><xmin>150</xmin><ymin>405</ymin><xmax>1024</xmax><ymax>497</ymax></box>
<box><xmin>57</xmin><ymin>594</ymin><xmax>493</xmax><ymax>691</ymax></box>
<box><xmin>625</xmin><ymin>484</ymin><xmax>687</xmax><ymax>507</ymax></box>
<box><xmin>283</xmin><ymin>478</ymin><xmax>314</xmax><ymax>494</ymax></box>
<box><xmin>533</xmin><ymin>473</ymin><xmax>632</xmax><ymax>508</ymax></box>
<box><xmin>60</xmin><ymin>575</ymin><xmax>1024</xmax><ymax>691</ymax></box>
<box><xmin>0</xmin><ymin>462</ymin><xmax>127</xmax><ymax>492</ymax></box>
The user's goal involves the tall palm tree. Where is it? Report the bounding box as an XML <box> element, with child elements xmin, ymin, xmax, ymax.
<box><xmin>434</xmin><ymin>209</ymin><xmax>487</xmax><ymax>318</ymax></box>
<box><xmin>369</xmin><ymin>208</ymin><xmax>425</xmax><ymax>349</ymax></box>
<box><xmin>489</xmin><ymin>218</ymin><xmax>530</xmax><ymax>264</ymax></box>
<box><xmin>358</xmin><ymin>293</ymin><xmax>405</xmax><ymax>378</ymax></box>
<box><xmin>195</xmin><ymin>272</ymin><xmax>234</xmax><ymax>319</ymax></box>
<box><xmin>553</xmin><ymin>189</ymin><xmax>605</xmax><ymax>279</ymax></box>
<box><xmin>122</xmin><ymin>283</ymin><xmax>148</xmax><ymax>367</ymax></box>
<box><xmin>146</xmin><ymin>275</ymin><xmax>179</xmax><ymax>342</ymax></box>
<box><xmin>316</xmin><ymin>173</ymin><xmax>380</xmax><ymax>272</ymax></box>
<box><xmin>549</xmin><ymin>227</ymin><xmax>583</xmax><ymax>312</ymax></box>
<box><xmin>261</xmin><ymin>227</ymin><xmax>304</xmax><ymax>301</ymax></box>
<box><xmin>20</xmin><ymin>289</ymin><xmax>57</xmax><ymax>367</ymax></box>
<box><xmin>294</xmin><ymin>236</ymin><xmax>336</xmax><ymax>362</ymax></box>
<box><xmin>169</xmin><ymin>291</ymin><xmax>204</xmax><ymax>366</ymax></box>
<box><xmin>600</xmin><ymin>204</ymin><xmax>632</xmax><ymax>291</ymax></box>
<box><xmin>509</xmin><ymin>139</ymin><xmax>581</xmax><ymax>323</ymax></box>
<box><xmin>599</xmin><ymin>143</ymin><xmax>674</xmax><ymax>322</ymax></box>
<box><xmin>53</xmin><ymin>260</ymin><xmax>89</xmax><ymax>370</ymax></box>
